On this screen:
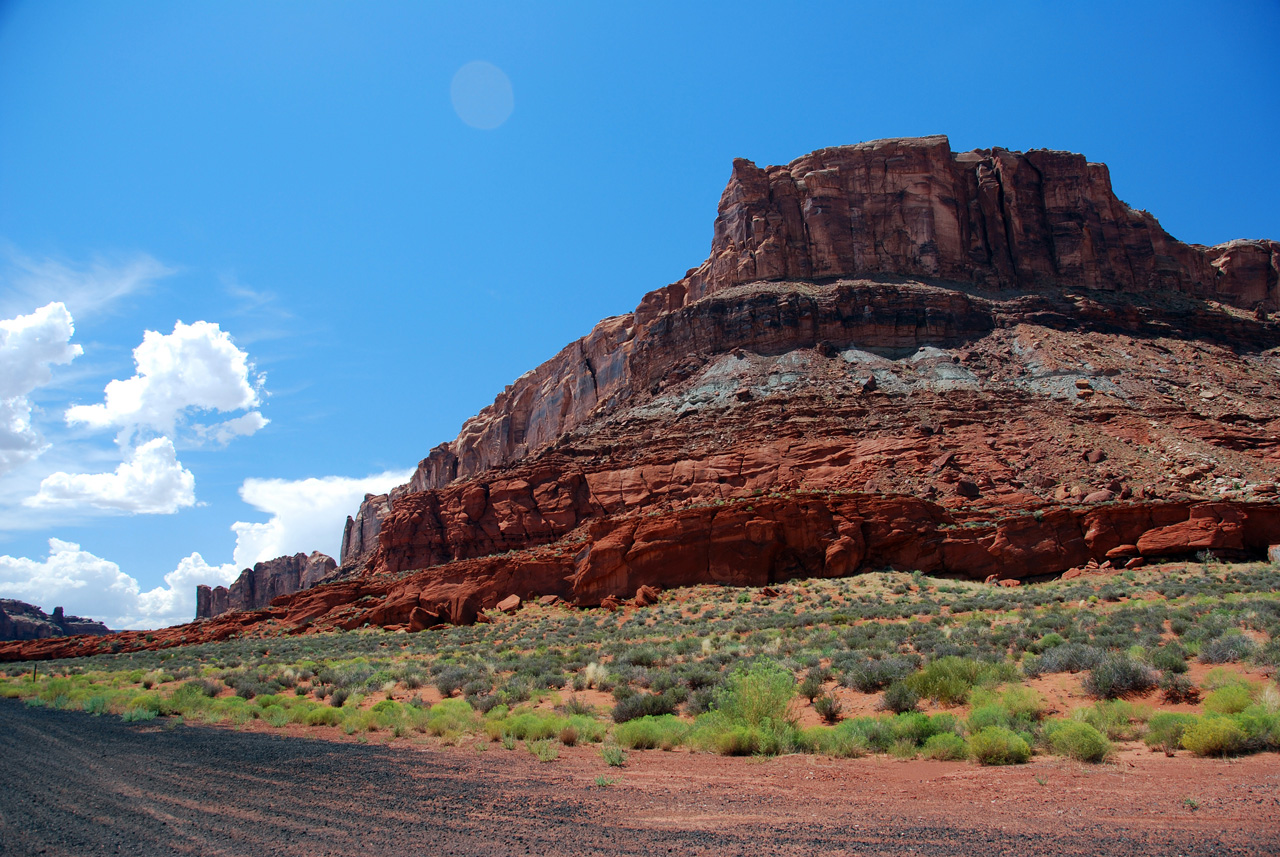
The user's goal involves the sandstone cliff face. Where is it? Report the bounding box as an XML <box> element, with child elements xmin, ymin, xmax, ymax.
<box><xmin>674</xmin><ymin>137</ymin><xmax>1279</xmax><ymax>310</ymax></box>
<box><xmin>0</xmin><ymin>600</ymin><xmax>112</xmax><ymax>641</ymax></box>
<box><xmin>196</xmin><ymin>552</ymin><xmax>335</xmax><ymax>620</ymax></box>
<box><xmin>340</xmin><ymin>493</ymin><xmax>392</xmax><ymax>569</ymax></box>
<box><xmin>367</xmin><ymin>136</ymin><xmax>1279</xmax><ymax>517</ymax></box>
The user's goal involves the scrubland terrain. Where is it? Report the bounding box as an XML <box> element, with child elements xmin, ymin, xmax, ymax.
<box><xmin>3</xmin><ymin>559</ymin><xmax>1280</xmax><ymax>855</ymax></box>
<box><xmin>6</xmin><ymin>559</ymin><xmax>1279</xmax><ymax>766</ymax></box>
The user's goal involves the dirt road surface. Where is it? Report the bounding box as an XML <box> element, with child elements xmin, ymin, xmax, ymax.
<box><xmin>2</xmin><ymin>699</ymin><xmax>1278</xmax><ymax>856</ymax></box>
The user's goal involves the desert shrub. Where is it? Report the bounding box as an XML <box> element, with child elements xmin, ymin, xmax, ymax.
<box><xmin>611</xmin><ymin>691</ymin><xmax>679</xmax><ymax>723</ymax></box>
<box><xmin>798</xmin><ymin>673</ymin><xmax>825</xmax><ymax>702</ymax></box>
<box><xmin>501</xmin><ymin>711</ymin><xmax>566</xmax><ymax>742</ymax></box>
<box><xmin>713</xmin><ymin>659</ymin><xmax>797</xmax><ymax>729</ymax></box>
<box><xmin>891</xmin><ymin>712</ymin><xmax>942</xmax><ymax>746</ymax></box>
<box><xmin>843</xmin><ymin>717</ymin><xmax>897</xmax><ymax>753</ymax></box>
<box><xmin>1030</xmin><ymin>643</ymin><xmax>1104</xmax><ymax>675</ymax></box>
<box><xmin>842</xmin><ymin>656</ymin><xmax>916</xmax><ymax>693</ymax></box>
<box><xmin>881</xmin><ymin>681</ymin><xmax>919</xmax><ymax>714</ymax></box>
<box><xmin>1159</xmin><ymin>672</ymin><xmax>1201</xmax><ymax>704</ymax></box>
<box><xmin>1201</xmin><ymin>668</ymin><xmax>1253</xmax><ymax>692</ymax></box>
<box><xmin>1181</xmin><ymin>716</ymin><xmax>1246</xmax><ymax>757</ymax></box>
<box><xmin>615</xmin><ymin>715</ymin><xmax>688</xmax><ymax>750</ymax></box>
<box><xmin>1234</xmin><ymin>709</ymin><xmax>1280</xmax><ymax>752</ymax></box>
<box><xmin>1204</xmin><ymin>684</ymin><xmax>1254</xmax><ymax>715</ymax></box>
<box><xmin>1075</xmin><ymin>700</ymin><xmax>1148</xmax><ymax>741</ymax></box>
<box><xmin>261</xmin><ymin>705</ymin><xmax>289</xmax><ymax>727</ymax></box>
<box><xmin>305</xmin><ymin>706</ymin><xmax>344</xmax><ymax>726</ymax></box>
<box><xmin>967</xmin><ymin>703</ymin><xmax>1011</xmax><ymax>733</ymax></box>
<box><xmin>968</xmin><ymin>727</ymin><xmax>1031</xmax><ymax>765</ymax></box>
<box><xmin>1144</xmin><ymin>712</ymin><xmax>1197</xmax><ymax>755</ymax></box>
<box><xmin>418</xmin><ymin>698</ymin><xmax>477</xmax><ymax>737</ymax></box>
<box><xmin>908</xmin><ymin>656</ymin><xmax>1013</xmax><ymax>706</ymax></box>
<box><xmin>921</xmin><ymin>732</ymin><xmax>967</xmax><ymax>760</ymax></box>
<box><xmin>120</xmin><ymin>707</ymin><xmax>158</xmax><ymax>722</ymax></box>
<box><xmin>1151</xmin><ymin>645</ymin><xmax>1189</xmax><ymax>674</ymax></box>
<box><xmin>83</xmin><ymin>695</ymin><xmax>109</xmax><ymax>716</ymax></box>
<box><xmin>1083</xmin><ymin>655</ymin><xmax>1156</xmax><ymax>699</ymax></box>
<box><xmin>618</xmin><ymin>644</ymin><xmax>664</xmax><ymax>668</ymax></box>
<box><xmin>1046</xmin><ymin>721</ymin><xmax>1111</xmax><ymax>763</ymax></box>
<box><xmin>800</xmin><ymin>725</ymin><xmax>868</xmax><ymax>758</ymax></box>
<box><xmin>1198</xmin><ymin>635</ymin><xmax>1258</xmax><ymax>665</ymax></box>
<box><xmin>813</xmin><ymin>693</ymin><xmax>843</xmax><ymax>724</ymax></box>
<box><xmin>601</xmin><ymin>745</ymin><xmax>627</xmax><ymax>767</ymax></box>
<box><xmin>528</xmin><ymin>739</ymin><xmax>560</xmax><ymax>762</ymax></box>
<box><xmin>967</xmin><ymin>686</ymin><xmax>1045</xmax><ymax>733</ymax></box>
<box><xmin>558</xmin><ymin>695</ymin><xmax>596</xmax><ymax>717</ymax></box>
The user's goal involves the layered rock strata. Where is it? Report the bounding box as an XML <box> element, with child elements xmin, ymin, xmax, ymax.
<box><xmin>346</xmin><ymin>136</ymin><xmax>1279</xmax><ymax>544</ymax></box>
<box><xmin>196</xmin><ymin>552</ymin><xmax>336</xmax><ymax>620</ymax></box>
<box><xmin>0</xmin><ymin>600</ymin><xmax>112</xmax><ymax>642</ymax></box>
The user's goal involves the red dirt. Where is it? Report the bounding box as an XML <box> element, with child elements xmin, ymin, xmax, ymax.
<box><xmin>4</xmin><ymin>699</ymin><xmax>1277</xmax><ymax>856</ymax></box>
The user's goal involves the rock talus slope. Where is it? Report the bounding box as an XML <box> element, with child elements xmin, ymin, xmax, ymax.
<box><xmin>5</xmin><ymin>135</ymin><xmax>1280</xmax><ymax>660</ymax></box>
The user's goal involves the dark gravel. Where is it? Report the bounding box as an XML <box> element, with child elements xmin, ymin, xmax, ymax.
<box><xmin>1</xmin><ymin>699</ymin><xmax>1275</xmax><ymax>856</ymax></box>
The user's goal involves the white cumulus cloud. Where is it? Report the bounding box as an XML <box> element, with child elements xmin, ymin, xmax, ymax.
<box><xmin>26</xmin><ymin>437</ymin><xmax>196</xmax><ymax>514</ymax></box>
<box><xmin>0</xmin><ymin>302</ymin><xmax>82</xmax><ymax>475</ymax></box>
<box><xmin>0</xmin><ymin>539</ymin><xmax>238</xmax><ymax>630</ymax></box>
<box><xmin>230</xmin><ymin>469</ymin><xmax>413</xmax><ymax>567</ymax></box>
<box><xmin>66</xmin><ymin>320</ymin><xmax>267</xmax><ymax>444</ymax></box>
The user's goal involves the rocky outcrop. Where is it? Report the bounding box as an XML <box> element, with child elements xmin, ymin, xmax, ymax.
<box><xmin>377</xmin><ymin>137</ymin><xmax>1280</xmax><ymax>524</ymax></box>
<box><xmin>341</xmin><ymin>493</ymin><xmax>392</xmax><ymax>570</ymax></box>
<box><xmin>0</xmin><ymin>600</ymin><xmax>112</xmax><ymax>641</ymax></box>
<box><xmin>9</xmin><ymin>496</ymin><xmax>1280</xmax><ymax>661</ymax></box>
<box><xmin>196</xmin><ymin>552</ymin><xmax>335</xmax><ymax>620</ymax></box>
<box><xmin>674</xmin><ymin>136</ymin><xmax>1279</xmax><ymax>309</ymax></box>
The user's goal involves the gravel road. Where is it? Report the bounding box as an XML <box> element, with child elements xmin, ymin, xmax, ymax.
<box><xmin>2</xmin><ymin>699</ymin><xmax>1277</xmax><ymax>856</ymax></box>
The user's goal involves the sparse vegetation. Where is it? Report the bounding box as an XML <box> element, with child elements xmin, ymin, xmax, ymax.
<box><xmin>2</xmin><ymin>561</ymin><xmax>1278</xmax><ymax>767</ymax></box>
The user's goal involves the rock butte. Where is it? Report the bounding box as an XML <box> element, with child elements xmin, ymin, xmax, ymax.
<box><xmin>4</xmin><ymin>134</ymin><xmax>1280</xmax><ymax>660</ymax></box>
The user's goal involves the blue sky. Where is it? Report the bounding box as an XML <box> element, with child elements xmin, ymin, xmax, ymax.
<box><xmin>1</xmin><ymin>0</ymin><xmax>1277</xmax><ymax>628</ymax></box>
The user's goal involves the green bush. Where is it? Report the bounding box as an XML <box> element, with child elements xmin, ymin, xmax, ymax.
<box><xmin>968</xmin><ymin>727</ymin><xmax>1031</xmax><ymax>765</ymax></box>
<box><xmin>305</xmin><ymin>706</ymin><xmax>344</xmax><ymax>726</ymax></box>
<box><xmin>1204</xmin><ymin>684</ymin><xmax>1254</xmax><ymax>715</ymax></box>
<box><xmin>908</xmin><ymin>657</ymin><xmax>1013</xmax><ymax>706</ymax></box>
<box><xmin>800</xmin><ymin>725</ymin><xmax>868</xmax><ymax>758</ymax></box>
<box><xmin>418</xmin><ymin>698</ymin><xmax>477</xmax><ymax>737</ymax></box>
<box><xmin>967</xmin><ymin>703</ymin><xmax>1011</xmax><ymax>733</ymax></box>
<box><xmin>601</xmin><ymin>745</ymin><xmax>627</xmax><ymax>767</ymax></box>
<box><xmin>615</xmin><ymin>715</ymin><xmax>688</xmax><ymax>750</ymax></box>
<box><xmin>1181</xmin><ymin>716</ymin><xmax>1246</xmax><ymax>756</ymax></box>
<box><xmin>261</xmin><ymin>704</ymin><xmax>289</xmax><ymax>727</ymax></box>
<box><xmin>713</xmin><ymin>659</ymin><xmax>797</xmax><ymax>728</ymax></box>
<box><xmin>1144</xmin><ymin>712</ymin><xmax>1197</xmax><ymax>755</ymax></box>
<box><xmin>921</xmin><ymin>732</ymin><xmax>968</xmax><ymax>761</ymax></box>
<box><xmin>121</xmin><ymin>707</ymin><xmax>158</xmax><ymax>723</ymax></box>
<box><xmin>1075</xmin><ymin>700</ymin><xmax>1147</xmax><ymax>741</ymax></box>
<box><xmin>881</xmin><ymin>681</ymin><xmax>919</xmax><ymax>714</ymax></box>
<box><xmin>1046</xmin><ymin>721</ymin><xmax>1111</xmax><ymax>762</ymax></box>
<box><xmin>528</xmin><ymin>739</ymin><xmax>560</xmax><ymax>762</ymax></box>
<box><xmin>813</xmin><ymin>693</ymin><xmax>843</xmax><ymax>724</ymax></box>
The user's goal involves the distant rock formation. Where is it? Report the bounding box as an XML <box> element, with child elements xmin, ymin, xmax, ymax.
<box><xmin>195</xmin><ymin>552</ymin><xmax>336</xmax><ymax>620</ymax></box>
<box><xmin>0</xmin><ymin>600</ymin><xmax>112</xmax><ymax>641</ymax></box>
